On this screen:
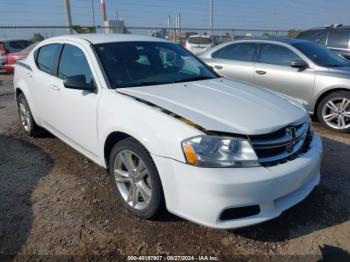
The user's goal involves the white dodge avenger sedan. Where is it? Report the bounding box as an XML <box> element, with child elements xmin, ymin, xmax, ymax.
<box><xmin>14</xmin><ymin>34</ymin><xmax>322</xmax><ymax>229</ymax></box>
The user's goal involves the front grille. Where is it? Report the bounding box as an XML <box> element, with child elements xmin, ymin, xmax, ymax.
<box><xmin>249</xmin><ymin>120</ymin><xmax>312</xmax><ymax>167</ymax></box>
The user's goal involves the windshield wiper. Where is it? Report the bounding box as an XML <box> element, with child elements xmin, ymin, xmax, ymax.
<box><xmin>324</xmin><ymin>64</ymin><xmax>349</xmax><ymax>67</ymax></box>
<box><xmin>173</xmin><ymin>76</ymin><xmax>215</xmax><ymax>84</ymax></box>
<box><xmin>113</xmin><ymin>81</ymin><xmax>167</xmax><ymax>89</ymax></box>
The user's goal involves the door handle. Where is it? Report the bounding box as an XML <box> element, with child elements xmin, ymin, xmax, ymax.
<box><xmin>214</xmin><ymin>65</ymin><xmax>223</xmax><ymax>70</ymax></box>
<box><xmin>49</xmin><ymin>84</ymin><xmax>60</xmax><ymax>91</ymax></box>
<box><xmin>256</xmin><ymin>70</ymin><xmax>267</xmax><ymax>75</ymax></box>
<box><xmin>26</xmin><ymin>72</ymin><xmax>32</xmax><ymax>78</ymax></box>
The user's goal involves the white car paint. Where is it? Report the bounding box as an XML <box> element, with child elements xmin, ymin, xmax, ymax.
<box><xmin>14</xmin><ymin>34</ymin><xmax>322</xmax><ymax>229</ymax></box>
<box><xmin>185</xmin><ymin>35</ymin><xmax>214</xmax><ymax>55</ymax></box>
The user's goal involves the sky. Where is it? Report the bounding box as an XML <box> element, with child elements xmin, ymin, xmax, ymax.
<box><xmin>0</xmin><ymin>0</ymin><xmax>350</xmax><ymax>30</ymax></box>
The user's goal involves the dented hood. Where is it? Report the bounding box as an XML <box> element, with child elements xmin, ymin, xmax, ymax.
<box><xmin>118</xmin><ymin>78</ymin><xmax>307</xmax><ymax>135</ymax></box>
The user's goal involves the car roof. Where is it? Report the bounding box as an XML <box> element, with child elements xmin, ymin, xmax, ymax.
<box><xmin>230</xmin><ymin>38</ymin><xmax>311</xmax><ymax>45</ymax></box>
<box><xmin>304</xmin><ymin>25</ymin><xmax>350</xmax><ymax>31</ymax></box>
<box><xmin>45</xmin><ymin>33</ymin><xmax>169</xmax><ymax>45</ymax></box>
<box><xmin>189</xmin><ymin>34</ymin><xmax>211</xmax><ymax>38</ymax></box>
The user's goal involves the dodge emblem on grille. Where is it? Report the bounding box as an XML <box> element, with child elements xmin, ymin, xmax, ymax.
<box><xmin>286</xmin><ymin>127</ymin><xmax>297</xmax><ymax>153</ymax></box>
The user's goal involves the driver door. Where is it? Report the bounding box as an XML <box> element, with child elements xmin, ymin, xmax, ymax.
<box><xmin>46</xmin><ymin>43</ymin><xmax>100</xmax><ymax>159</ymax></box>
<box><xmin>254</xmin><ymin>43</ymin><xmax>315</xmax><ymax>106</ymax></box>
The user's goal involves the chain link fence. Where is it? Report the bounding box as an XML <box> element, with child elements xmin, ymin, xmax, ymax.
<box><xmin>0</xmin><ymin>25</ymin><xmax>291</xmax><ymax>74</ymax></box>
<box><xmin>0</xmin><ymin>25</ymin><xmax>291</xmax><ymax>44</ymax></box>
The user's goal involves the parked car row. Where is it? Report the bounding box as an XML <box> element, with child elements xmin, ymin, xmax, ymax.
<box><xmin>0</xmin><ymin>39</ymin><xmax>35</xmax><ymax>72</ymax></box>
<box><xmin>200</xmin><ymin>38</ymin><xmax>350</xmax><ymax>133</ymax></box>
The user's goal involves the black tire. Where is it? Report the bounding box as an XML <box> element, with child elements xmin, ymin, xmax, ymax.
<box><xmin>16</xmin><ymin>93</ymin><xmax>44</xmax><ymax>137</ymax></box>
<box><xmin>317</xmin><ymin>91</ymin><xmax>350</xmax><ymax>133</ymax></box>
<box><xmin>108</xmin><ymin>137</ymin><xmax>165</xmax><ymax>219</ymax></box>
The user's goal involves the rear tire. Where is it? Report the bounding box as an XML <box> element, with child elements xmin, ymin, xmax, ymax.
<box><xmin>17</xmin><ymin>93</ymin><xmax>44</xmax><ymax>137</ymax></box>
<box><xmin>108</xmin><ymin>137</ymin><xmax>164</xmax><ymax>219</ymax></box>
<box><xmin>317</xmin><ymin>91</ymin><xmax>350</xmax><ymax>133</ymax></box>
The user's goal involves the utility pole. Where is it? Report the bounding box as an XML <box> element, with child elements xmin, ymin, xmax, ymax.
<box><xmin>100</xmin><ymin>0</ymin><xmax>108</xmax><ymax>32</ymax></box>
<box><xmin>167</xmin><ymin>15</ymin><xmax>171</xmax><ymax>30</ymax></box>
<box><xmin>177</xmin><ymin>13</ymin><xmax>181</xmax><ymax>33</ymax></box>
<box><xmin>64</xmin><ymin>0</ymin><xmax>73</xmax><ymax>34</ymax></box>
<box><xmin>209</xmin><ymin>0</ymin><xmax>213</xmax><ymax>36</ymax></box>
<box><xmin>92</xmin><ymin>0</ymin><xmax>95</xmax><ymax>28</ymax></box>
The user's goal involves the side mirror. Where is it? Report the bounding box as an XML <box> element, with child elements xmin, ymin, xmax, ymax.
<box><xmin>63</xmin><ymin>75</ymin><xmax>96</xmax><ymax>91</ymax></box>
<box><xmin>290</xmin><ymin>59</ymin><xmax>308</xmax><ymax>69</ymax></box>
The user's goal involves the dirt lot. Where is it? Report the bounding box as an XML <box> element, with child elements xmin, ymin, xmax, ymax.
<box><xmin>1</xmin><ymin>74</ymin><xmax>350</xmax><ymax>261</ymax></box>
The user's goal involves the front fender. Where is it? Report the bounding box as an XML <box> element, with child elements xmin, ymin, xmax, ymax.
<box><xmin>98</xmin><ymin>91</ymin><xmax>202</xmax><ymax>168</ymax></box>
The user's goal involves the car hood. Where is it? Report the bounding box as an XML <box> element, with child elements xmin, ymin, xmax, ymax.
<box><xmin>118</xmin><ymin>78</ymin><xmax>307</xmax><ymax>135</ymax></box>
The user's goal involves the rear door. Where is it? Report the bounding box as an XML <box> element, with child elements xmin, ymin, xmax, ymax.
<box><xmin>254</xmin><ymin>43</ymin><xmax>315</xmax><ymax>106</ymax></box>
<box><xmin>205</xmin><ymin>42</ymin><xmax>257</xmax><ymax>83</ymax></box>
<box><xmin>31</xmin><ymin>43</ymin><xmax>62</xmax><ymax>122</ymax></box>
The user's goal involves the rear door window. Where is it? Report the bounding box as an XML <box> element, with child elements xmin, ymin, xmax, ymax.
<box><xmin>212</xmin><ymin>43</ymin><xmax>257</xmax><ymax>62</ymax></box>
<box><xmin>258</xmin><ymin>44</ymin><xmax>300</xmax><ymax>66</ymax></box>
<box><xmin>36</xmin><ymin>44</ymin><xmax>61</xmax><ymax>74</ymax></box>
<box><xmin>327</xmin><ymin>30</ymin><xmax>350</xmax><ymax>48</ymax></box>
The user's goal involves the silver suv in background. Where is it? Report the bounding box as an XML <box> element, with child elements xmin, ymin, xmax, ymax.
<box><xmin>297</xmin><ymin>24</ymin><xmax>350</xmax><ymax>61</ymax></box>
<box><xmin>200</xmin><ymin>39</ymin><xmax>350</xmax><ymax>133</ymax></box>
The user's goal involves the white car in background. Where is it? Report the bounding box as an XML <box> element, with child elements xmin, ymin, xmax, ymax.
<box><xmin>185</xmin><ymin>35</ymin><xmax>215</xmax><ymax>55</ymax></box>
<box><xmin>14</xmin><ymin>34</ymin><xmax>322</xmax><ymax>229</ymax></box>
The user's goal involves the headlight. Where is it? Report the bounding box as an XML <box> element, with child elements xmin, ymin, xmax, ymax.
<box><xmin>182</xmin><ymin>135</ymin><xmax>260</xmax><ymax>168</ymax></box>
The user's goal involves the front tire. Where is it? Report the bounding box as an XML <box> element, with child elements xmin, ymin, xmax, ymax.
<box><xmin>108</xmin><ymin>137</ymin><xmax>164</xmax><ymax>219</ymax></box>
<box><xmin>16</xmin><ymin>93</ymin><xmax>44</xmax><ymax>137</ymax></box>
<box><xmin>317</xmin><ymin>91</ymin><xmax>350</xmax><ymax>133</ymax></box>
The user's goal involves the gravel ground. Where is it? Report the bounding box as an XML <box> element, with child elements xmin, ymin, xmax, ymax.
<box><xmin>1</xmin><ymin>74</ymin><xmax>350</xmax><ymax>261</ymax></box>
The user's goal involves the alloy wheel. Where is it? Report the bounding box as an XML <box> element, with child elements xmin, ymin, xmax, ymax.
<box><xmin>113</xmin><ymin>150</ymin><xmax>152</xmax><ymax>210</ymax></box>
<box><xmin>18</xmin><ymin>97</ymin><xmax>31</xmax><ymax>132</ymax></box>
<box><xmin>322</xmin><ymin>97</ymin><xmax>350</xmax><ymax>130</ymax></box>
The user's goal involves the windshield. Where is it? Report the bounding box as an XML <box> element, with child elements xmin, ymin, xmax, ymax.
<box><xmin>292</xmin><ymin>42</ymin><xmax>350</xmax><ymax>67</ymax></box>
<box><xmin>94</xmin><ymin>41</ymin><xmax>217</xmax><ymax>88</ymax></box>
<box><xmin>188</xmin><ymin>37</ymin><xmax>213</xmax><ymax>45</ymax></box>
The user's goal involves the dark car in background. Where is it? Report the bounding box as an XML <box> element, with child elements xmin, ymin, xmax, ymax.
<box><xmin>0</xmin><ymin>39</ymin><xmax>33</xmax><ymax>69</ymax></box>
<box><xmin>297</xmin><ymin>24</ymin><xmax>350</xmax><ymax>60</ymax></box>
<box><xmin>3</xmin><ymin>42</ymin><xmax>38</xmax><ymax>73</ymax></box>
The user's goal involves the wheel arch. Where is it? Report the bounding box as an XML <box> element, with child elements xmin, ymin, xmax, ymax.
<box><xmin>14</xmin><ymin>77</ymin><xmax>41</xmax><ymax>124</ymax></box>
<box><xmin>103</xmin><ymin>131</ymin><xmax>155</xmax><ymax>169</ymax></box>
<box><xmin>104</xmin><ymin>131</ymin><xmax>131</xmax><ymax>168</ymax></box>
